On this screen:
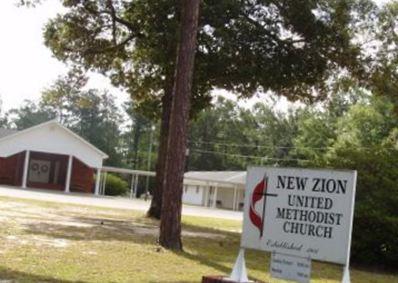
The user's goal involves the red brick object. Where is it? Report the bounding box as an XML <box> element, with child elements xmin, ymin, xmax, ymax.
<box><xmin>0</xmin><ymin>151</ymin><xmax>94</xmax><ymax>193</ymax></box>
<box><xmin>202</xmin><ymin>275</ymin><xmax>264</xmax><ymax>283</ymax></box>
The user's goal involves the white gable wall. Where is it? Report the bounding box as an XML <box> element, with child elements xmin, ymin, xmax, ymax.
<box><xmin>216</xmin><ymin>187</ymin><xmax>235</xmax><ymax>210</ymax></box>
<box><xmin>0</xmin><ymin>122</ymin><xmax>105</xmax><ymax>168</ymax></box>
<box><xmin>182</xmin><ymin>183</ymin><xmax>245</xmax><ymax>210</ymax></box>
<box><xmin>182</xmin><ymin>185</ymin><xmax>204</xmax><ymax>206</ymax></box>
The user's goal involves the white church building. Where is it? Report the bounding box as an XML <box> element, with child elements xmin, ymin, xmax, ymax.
<box><xmin>0</xmin><ymin>120</ymin><xmax>247</xmax><ymax>212</ymax></box>
<box><xmin>0</xmin><ymin>120</ymin><xmax>107</xmax><ymax>194</ymax></box>
<box><xmin>182</xmin><ymin>171</ymin><xmax>246</xmax><ymax>211</ymax></box>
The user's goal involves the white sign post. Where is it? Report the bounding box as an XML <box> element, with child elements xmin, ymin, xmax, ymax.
<box><xmin>230</xmin><ymin>167</ymin><xmax>357</xmax><ymax>283</ymax></box>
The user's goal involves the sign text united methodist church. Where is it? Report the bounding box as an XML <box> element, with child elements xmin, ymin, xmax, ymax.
<box><xmin>241</xmin><ymin>167</ymin><xmax>356</xmax><ymax>265</ymax></box>
<box><xmin>274</xmin><ymin>174</ymin><xmax>348</xmax><ymax>239</ymax></box>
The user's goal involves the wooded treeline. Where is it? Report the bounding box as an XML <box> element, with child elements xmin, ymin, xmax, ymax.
<box><xmin>1</xmin><ymin>80</ymin><xmax>397</xmax><ymax>266</ymax></box>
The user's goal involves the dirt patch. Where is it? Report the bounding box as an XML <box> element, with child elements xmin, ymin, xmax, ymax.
<box><xmin>0</xmin><ymin>199</ymin><xmax>226</xmax><ymax>247</ymax></box>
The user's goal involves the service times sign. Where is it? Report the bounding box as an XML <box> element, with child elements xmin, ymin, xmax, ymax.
<box><xmin>241</xmin><ymin>167</ymin><xmax>357</xmax><ymax>265</ymax></box>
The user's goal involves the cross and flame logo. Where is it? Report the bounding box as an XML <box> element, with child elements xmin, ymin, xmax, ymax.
<box><xmin>249</xmin><ymin>175</ymin><xmax>277</xmax><ymax>238</ymax></box>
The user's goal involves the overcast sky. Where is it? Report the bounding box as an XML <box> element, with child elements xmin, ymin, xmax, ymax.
<box><xmin>0</xmin><ymin>1</ymin><xmax>128</xmax><ymax>112</ymax></box>
<box><xmin>0</xmin><ymin>0</ymin><xmax>391</xmax><ymax>113</ymax></box>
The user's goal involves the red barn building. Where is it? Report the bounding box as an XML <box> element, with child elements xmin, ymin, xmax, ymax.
<box><xmin>0</xmin><ymin>120</ymin><xmax>108</xmax><ymax>194</ymax></box>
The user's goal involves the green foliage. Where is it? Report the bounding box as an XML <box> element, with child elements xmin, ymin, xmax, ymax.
<box><xmin>324</xmin><ymin>144</ymin><xmax>398</xmax><ymax>267</ymax></box>
<box><xmin>8</xmin><ymin>100</ymin><xmax>56</xmax><ymax>130</ymax></box>
<box><xmin>104</xmin><ymin>174</ymin><xmax>128</xmax><ymax>196</ymax></box>
<box><xmin>42</xmin><ymin>0</ymin><xmax>370</xmax><ymax>120</ymax></box>
<box><xmin>15</xmin><ymin>0</ymin><xmax>398</xmax><ymax>268</ymax></box>
<box><xmin>65</xmin><ymin>90</ymin><xmax>124</xmax><ymax>167</ymax></box>
<box><xmin>122</xmin><ymin>102</ymin><xmax>153</xmax><ymax>169</ymax></box>
<box><xmin>293</xmin><ymin>111</ymin><xmax>335</xmax><ymax>164</ymax></box>
<box><xmin>0</xmin><ymin>97</ymin><xmax>8</xmax><ymax>128</ymax></box>
<box><xmin>189</xmin><ymin>92</ymin><xmax>398</xmax><ymax>268</ymax></box>
<box><xmin>353</xmin><ymin>209</ymin><xmax>398</xmax><ymax>268</ymax></box>
<box><xmin>361</xmin><ymin>2</ymin><xmax>398</xmax><ymax>112</ymax></box>
<box><xmin>293</xmin><ymin>94</ymin><xmax>398</xmax><ymax>268</ymax></box>
<box><xmin>7</xmin><ymin>74</ymin><xmax>124</xmax><ymax>167</ymax></box>
<box><xmin>188</xmin><ymin>96</ymin><xmax>300</xmax><ymax>170</ymax></box>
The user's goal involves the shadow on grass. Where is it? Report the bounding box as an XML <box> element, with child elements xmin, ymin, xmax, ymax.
<box><xmin>21</xmin><ymin>217</ymin><xmax>158</xmax><ymax>245</ymax></box>
<box><xmin>147</xmin><ymin>281</ymin><xmax>198</xmax><ymax>283</ymax></box>
<box><xmin>0</xmin><ymin>266</ymin><xmax>87</xmax><ymax>283</ymax></box>
<box><xmin>19</xmin><ymin>214</ymin><xmax>341</xmax><ymax>282</ymax></box>
<box><xmin>181</xmin><ymin>231</ymin><xmax>342</xmax><ymax>282</ymax></box>
<box><xmin>21</xmin><ymin>215</ymin><xmax>230</xmax><ymax>244</ymax></box>
<box><xmin>20</xmin><ymin>215</ymin><xmax>254</xmax><ymax>276</ymax></box>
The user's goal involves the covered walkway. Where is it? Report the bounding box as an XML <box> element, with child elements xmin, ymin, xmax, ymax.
<box><xmin>98</xmin><ymin>167</ymin><xmax>247</xmax><ymax>211</ymax></box>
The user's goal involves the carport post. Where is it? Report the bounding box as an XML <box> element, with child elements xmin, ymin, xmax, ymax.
<box><xmin>204</xmin><ymin>182</ymin><xmax>210</xmax><ymax>207</ymax></box>
<box><xmin>22</xmin><ymin>150</ymin><xmax>30</xmax><ymax>189</ymax></box>
<box><xmin>233</xmin><ymin>185</ymin><xmax>237</xmax><ymax>211</ymax></box>
<box><xmin>94</xmin><ymin>168</ymin><xmax>101</xmax><ymax>195</ymax></box>
<box><xmin>64</xmin><ymin>155</ymin><xmax>73</xmax><ymax>193</ymax></box>
<box><xmin>130</xmin><ymin>174</ymin><xmax>135</xmax><ymax>199</ymax></box>
<box><xmin>101</xmin><ymin>172</ymin><xmax>108</xmax><ymax>195</ymax></box>
<box><xmin>133</xmin><ymin>174</ymin><xmax>139</xmax><ymax>197</ymax></box>
<box><xmin>212</xmin><ymin>184</ymin><xmax>218</xmax><ymax>208</ymax></box>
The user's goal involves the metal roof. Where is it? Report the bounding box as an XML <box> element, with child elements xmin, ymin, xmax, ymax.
<box><xmin>102</xmin><ymin>166</ymin><xmax>156</xmax><ymax>177</ymax></box>
<box><xmin>0</xmin><ymin>120</ymin><xmax>108</xmax><ymax>159</ymax></box>
<box><xmin>100</xmin><ymin>167</ymin><xmax>247</xmax><ymax>188</ymax></box>
<box><xmin>0</xmin><ymin>120</ymin><xmax>108</xmax><ymax>168</ymax></box>
<box><xmin>184</xmin><ymin>171</ymin><xmax>246</xmax><ymax>187</ymax></box>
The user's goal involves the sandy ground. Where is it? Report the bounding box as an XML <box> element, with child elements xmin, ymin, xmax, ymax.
<box><xmin>0</xmin><ymin>196</ymin><xmax>227</xmax><ymax>252</ymax></box>
<box><xmin>0</xmin><ymin>185</ymin><xmax>243</xmax><ymax>220</ymax></box>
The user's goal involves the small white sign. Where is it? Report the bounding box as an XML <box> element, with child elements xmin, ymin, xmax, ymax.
<box><xmin>241</xmin><ymin>167</ymin><xmax>357</xmax><ymax>265</ymax></box>
<box><xmin>270</xmin><ymin>252</ymin><xmax>311</xmax><ymax>283</ymax></box>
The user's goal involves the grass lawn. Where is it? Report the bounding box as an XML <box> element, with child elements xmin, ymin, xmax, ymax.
<box><xmin>0</xmin><ymin>196</ymin><xmax>396</xmax><ymax>283</ymax></box>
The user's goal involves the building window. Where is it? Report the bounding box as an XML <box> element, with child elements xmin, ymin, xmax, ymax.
<box><xmin>184</xmin><ymin>186</ymin><xmax>188</xmax><ymax>193</ymax></box>
<box><xmin>196</xmin><ymin>186</ymin><xmax>200</xmax><ymax>194</ymax></box>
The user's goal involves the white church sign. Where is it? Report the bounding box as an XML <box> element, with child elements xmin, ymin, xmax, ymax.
<box><xmin>230</xmin><ymin>167</ymin><xmax>357</xmax><ymax>282</ymax></box>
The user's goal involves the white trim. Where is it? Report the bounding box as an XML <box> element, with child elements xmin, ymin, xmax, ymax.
<box><xmin>95</xmin><ymin>168</ymin><xmax>101</xmax><ymax>195</ymax></box>
<box><xmin>22</xmin><ymin>150</ymin><xmax>30</xmax><ymax>189</ymax></box>
<box><xmin>213</xmin><ymin>185</ymin><xmax>218</xmax><ymax>208</ymax></box>
<box><xmin>102</xmin><ymin>166</ymin><xmax>155</xmax><ymax>177</ymax></box>
<box><xmin>101</xmin><ymin>167</ymin><xmax>245</xmax><ymax>188</ymax></box>
<box><xmin>233</xmin><ymin>185</ymin><xmax>237</xmax><ymax>211</ymax></box>
<box><xmin>225</xmin><ymin>171</ymin><xmax>246</xmax><ymax>181</ymax></box>
<box><xmin>184</xmin><ymin>171</ymin><xmax>246</xmax><ymax>186</ymax></box>
<box><xmin>102</xmin><ymin>172</ymin><xmax>108</xmax><ymax>195</ymax></box>
<box><xmin>185</xmin><ymin>176</ymin><xmax>239</xmax><ymax>187</ymax></box>
<box><xmin>133</xmin><ymin>174</ymin><xmax>139</xmax><ymax>197</ymax></box>
<box><xmin>0</xmin><ymin>120</ymin><xmax>108</xmax><ymax>159</ymax></box>
<box><xmin>65</xmin><ymin>155</ymin><xmax>73</xmax><ymax>193</ymax></box>
<box><xmin>204</xmin><ymin>182</ymin><xmax>210</xmax><ymax>207</ymax></box>
<box><xmin>129</xmin><ymin>174</ymin><xmax>139</xmax><ymax>199</ymax></box>
<box><xmin>343</xmin><ymin>170</ymin><xmax>357</xmax><ymax>280</ymax></box>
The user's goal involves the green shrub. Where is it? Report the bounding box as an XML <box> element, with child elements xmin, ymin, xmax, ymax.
<box><xmin>104</xmin><ymin>174</ymin><xmax>128</xmax><ymax>196</ymax></box>
<box><xmin>322</xmin><ymin>146</ymin><xmax>398</xmax><ymax>268</ymax></box>
<box><xmin>352</xmin><ymin>211</ymin><xmax>398</xmax><ymax>268</ymax></box>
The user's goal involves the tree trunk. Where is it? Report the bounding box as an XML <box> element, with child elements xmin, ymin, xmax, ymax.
<box><xmin>159</xmin><ymin>0</ymin><xmax>201</xmax><ymax>250</ymax></box>
<box><xmin>147</xmin><ymin>81</ymin><xmax>173</xmax><ymax>219</ymax></box>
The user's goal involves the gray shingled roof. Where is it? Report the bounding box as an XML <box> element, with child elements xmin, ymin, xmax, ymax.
<box><xmin>0</xmin><ymin>128</ymin><xmax>18</xmax><ymax>139</ymax></box>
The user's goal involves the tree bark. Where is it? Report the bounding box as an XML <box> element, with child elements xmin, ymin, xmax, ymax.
<box><xmin>159</xmin><ymin>0</ymin><xmax>201</xmax><ymax>250</ymax></box>
<box><xmin>147</xmin><ymin>80</ymin><xmax>173</xmax><ymax>219</ymax></box>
